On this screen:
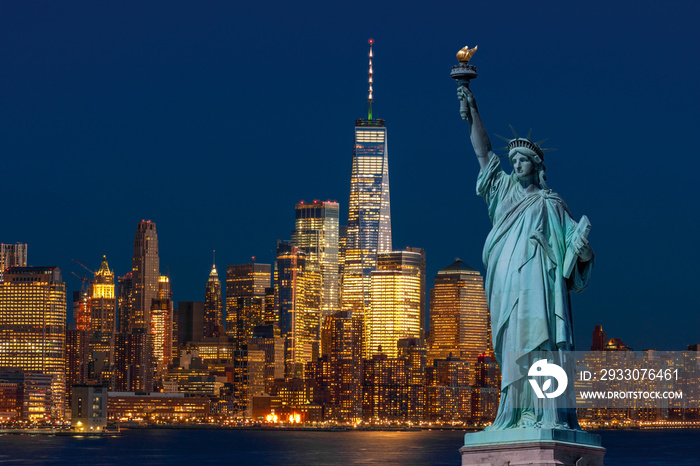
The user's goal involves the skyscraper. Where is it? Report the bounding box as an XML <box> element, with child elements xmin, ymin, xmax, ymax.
<box><xmin>90</xmin><ymin>256</ymin><xmax>116</xmax><ymax>336</ymax></box>
<box><xmin>342</xmin><ymin>39</ymin><xmax>392</xmax><ymax>316</ymax></box>
<box><xmin>151</xmin><ymin>276</ymin><xmax>173</xmax><ymax>377</ymax></box>
<box><xmin>275</xmin><ymin>241</ymin><xmax>319</xmax><ymax>378</ymax></box>
<box><xmin>366</xmin><ymin>251</ymin><xmax>422</xmax><ymax>358</ymax></box>
<box><xmin>427</xmin><ymin>260</ymin><xmax>491</xmax><ymax>367</ymax></box>
<box><xmin>291</xmin><ymin>201</ymin><xmax>340</xmax><ymax>319</ymax></box>
<box><xmin>0</xmin><ymin>266</ymin><xmax>67</xmax><ymax>417</ymax></box>
<box><xmin>117</xmin><ymin>273</ymin><xmax>133</xmax><ymax>334</ymax></box>
<box><xmin>88</xmin><ymin>256</ymin><xmax>117</xmax><ymax>389</ymax></box>
<box><xmin>131</xmin><ymin>220</ymin><xmax>160</xmax><ymax>332</ymax></box>
<box><xmin>226</xmin><ymin>262</ymin><xmax>271</xmax><ymax>349</ymax></box>
<box><xmin>204</xmin><ymin>260</ymin><xmax>223</xmax><ymax>338</ymax></box>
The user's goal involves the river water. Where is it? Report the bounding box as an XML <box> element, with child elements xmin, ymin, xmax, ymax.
<box><xmin>0</xmin><ymin>428</ymin><xmax>698</xmax><ymax>465</ymax></box>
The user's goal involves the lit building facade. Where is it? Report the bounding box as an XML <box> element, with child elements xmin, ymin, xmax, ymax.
<box><xmin>225</xmin><ymin>262</ymin><xmax>271</xmax><ymax>348</ymax></box>
<box><xmin>342</xmin><ymin>42</ymin><xmax>391</xmax><ymax>316</ymax></box>
<box><xmin>65</xmin><ymin>329</ymin><xmax>89</xmax><ymax>408</ymax></box>
<box><xmin>71</xmin><ymin>385</ymin><xmax>107</xmax><ymax>432</ymax></box>
<box><xmin>204</xmin><ymin>263</ymin><xmax>223</xmax><ymax>338</ymax></box>
<box><xmin>425</xmin><ymin>356</ymin><xmax>472</xmax><ymax>423</ymax></box>
<box><xmin>0</xmin><ymin>243</ymin><xmax>27</xmax><ymax>281</ymax></box>
<box><xmin>0</xmin><ymin>266</ymin><xmax>67</xmax><ymax>418</ymax></box>
<box><xmin>367</xmin><ymin>251</ymin><xmax>422</xmax><ymax>359</ymax></box>
<box><xmin>427</xmin><ymin>260</ymin><xmax>491</xmax><ymax>367</ymax></box>
<box><xmin>362</xmin><ymin>353</ymin><xmax>410</xmax><ymax>422</ymax></box>
<box><xmin>73</xmin><ymin>289</ymin><xmax>90</xmax><ymax>330</ymax></box>
<box><xmin>131</xmin><ymin>220</ymin><xmax>160</xmax><ymax>332</ymax></box>
<box><xmin>114</xmin><ymin>331</ymin><xmax>153</xmax><ymax>392</ymax></box>
<box><xmin>151</xmin><ymin>276</ymin><xmax>173</xmax><ymax>377</ymax></box>
<box><xmin>321</xmin><ymin>310</ymin><xmax>363</xmax><ymax>421</ymax></box>
<box><xmin>291</xmin><ymin>201</ymin><xmax>340</xmax><ymax>319</ymax></box>
<box><xmin>275</xmin><ymin>241</ymin><xmax>320</xmax><ymax>378</ymax></box>
<box><xmin>0</xmin><ymin>371</ymin><xmax>54</xmax><ymax>421</ymax></box>
<box><xmin>90</xmin><ymin>255</ymin><xmax>116</xmax><ymax>336</ymax></box>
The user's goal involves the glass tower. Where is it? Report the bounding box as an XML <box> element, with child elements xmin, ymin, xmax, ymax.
<box><xmin>291</xmin><ymin>201</ymin><xmax>340</xmax><ymax>319</ymax></box>
<box><xmin>427</xmin><ymin>260</ymin><xmax>491</xmax><ymax>367</ymax></box>
<box><xmin>366</xmin><ymin>251</ymin><xmax>422</xmax><ymax>359</ymax></box>
<box><xmin>342</xmin><ymin>43</ymin><xmax>392</xmax><ymax>316</ymax></box>
<box><xmin>226</xmin><ymin>262</ymin><xmax>271</xmax><ymax>349</ymax></box>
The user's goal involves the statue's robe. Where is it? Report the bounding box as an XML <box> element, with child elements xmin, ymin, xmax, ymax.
<box><xmin>477</xmin><ymin>153</ymin><xmax>593</xmax><ymax>429</ymax></box>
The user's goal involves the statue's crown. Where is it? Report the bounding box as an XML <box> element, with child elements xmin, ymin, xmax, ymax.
<box><xmin>496</xmin><ymin>127</ymin><xmax>554</xmax><ymax>164</ymax></box>
<box><xmin>508</xmin><ymin>138</ymin><xmax>545</xmax><ymax>161</ymax></box>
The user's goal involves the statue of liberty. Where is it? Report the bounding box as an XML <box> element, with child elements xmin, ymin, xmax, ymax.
<box><xmin>457</xmin><ymin>84</ymin><xmax>594</xmax><ymax>431</ymax></box>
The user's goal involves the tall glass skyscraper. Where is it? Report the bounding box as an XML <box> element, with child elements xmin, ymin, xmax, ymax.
<box><xmin>292</xmin><ymin>201</ymin><xmax>340</xmax><ymax>319</ymax></box>
<box><xmin>342</xmin><ymin>40</ymin><xmax>392</xmax><ymax>316</ymax></box>
<box><xmin>427</xmin><ymin>260</ymin><xmax>491</xmax><ymax>367</ymax></box>
<box><xmin>367</xmin><ymin>251</ymin><xmax>421</xmax><ymax>359</ymax></box>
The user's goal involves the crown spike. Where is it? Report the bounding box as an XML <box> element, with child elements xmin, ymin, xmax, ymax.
<box><xmin>527</xmin><ymin>128</ymin><xmax>533</xmax><ymax>139</ymax></box>
<box><xmin>509</xmin><ymin>125</ymin><xmax>519</xmax><ymax>138</ymax></box>
<box><xmin>534</xmin><ymin>138</ymin><xmax>548</xmax><ymax>145</ymax></box>
<box><xmin>495</xmin><ymin>134</ymin><xmax>511</xmax><ymax>143</ymax></box>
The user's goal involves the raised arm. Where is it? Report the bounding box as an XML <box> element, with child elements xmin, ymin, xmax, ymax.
<box><xmin>457</xmin><ymin>86</ymin><xmax>492</xmax><ymax>172</ymax></box>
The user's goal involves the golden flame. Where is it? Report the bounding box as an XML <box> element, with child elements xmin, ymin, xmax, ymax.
<box><xmin>456</xmin><ymin>45</ymin><xmax>478</xmax><ymax>63</ymax></box>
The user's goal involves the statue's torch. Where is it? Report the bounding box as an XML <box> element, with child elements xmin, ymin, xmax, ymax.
<box><xmin>450</xmin><ymin>45</ymin><xmax>478</xmax><ymax>120</ymax></box>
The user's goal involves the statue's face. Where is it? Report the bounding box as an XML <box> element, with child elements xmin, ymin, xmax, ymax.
<box><xmin>512</xmin><ymin>153</ymin><xmax>536</xmax><ymax>179</ymax></box>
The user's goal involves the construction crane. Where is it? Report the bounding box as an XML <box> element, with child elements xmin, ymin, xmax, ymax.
<box><xmin>70</xmin><ymin>271</ymin><xmax>91</xmax><ymax>294</ymax></box>
<box><xmin>72</xmin><ymin>258</ymin><xmax>95</xmax><ymax>275</ymax></box>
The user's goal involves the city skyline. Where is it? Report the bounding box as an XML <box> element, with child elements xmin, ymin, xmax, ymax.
<box><xmin>2</xmin><ymin>2</ymin><xmax>699</xmax><ymax>353</ymax></box>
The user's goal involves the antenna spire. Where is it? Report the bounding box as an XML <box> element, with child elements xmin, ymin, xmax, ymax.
<box><xmin>213</xmin><ymin>249</ymin><xmax>216</xmax><ymax>267</ymax></box>
<box><xmin>368</xmin><ymin>38</ymin><xmax>374</xmax><ymax>120</ymax></box>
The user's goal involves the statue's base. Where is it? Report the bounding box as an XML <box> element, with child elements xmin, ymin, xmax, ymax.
<box><xmin>460</xmin><ymin>428</ymin><xmax>605</xmax><ymax>466</ymax></box>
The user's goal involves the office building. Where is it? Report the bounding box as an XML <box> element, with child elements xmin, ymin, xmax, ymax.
<box><xmin>177</xmin><ymin>301</ymin><xmax>205</xmax><ymax>347</ymax></box>
<box><xmin>0</xmin><ymin>266</ymin><xmax>67</xmax><ymax>418</ymax></box>
<box><xmin>366</xmin><ymin>251</ymin><xmax>422</xmax><ymax>358</ymax></box>
<box><xmin>90</xmin><ymin>255</ymin><xmax>116</xmax><ymax>336</ymax></box>
<box><xmin>131</xmin><ymin>220</ymin><xmax>160</xmax><ymax>332</ymax></box>
<box><xmin>427</xmin><ymin>260</ymin><xmax>491</xmax><ymax>367</ymax></box>
<box><xmin>291</xmin><ymin>201</ymin><xmax>340</xmax><ymax>319</ymax></box>
<box><xmin>117</xmin><ymin>273</ymin><xmax>133</xmax><ymax>334</ymax></box>
<box><xmin>342</xmin><ymin>40</ymin><xmax>392</xmax><ymax>316</ymax></box>
<box><xmin>275</xmin><ymin>242</ymin><xmax>320</xmax><ymax>378</ymax></box>
<box><xmin>151</xmin><ymin>276</ymin><xmax>173</xmax><ymax>377</ymax></box>
<box><xmin>65</xmin><ymin>329</ymin><xmax>89</xmax><ymax>408</ymax></box>
<box><xmin>320</xmin><ymin>310</ymin><xmax>362</xmax><ymax>421</ymax></box>
<box><xmin>114</xmin><ymin>331</ymin><xmax>153</xmax><ymax>392</ymax></box>
<box><xmin>225</xmin><ymin>262</ymin><xmax>271</xmax><ymax>348</ymax></box>
<box><xmin>204</xmin><ymin>261</ymin><xmax>223</xmax><ymax>338</ymax></box>
<box><xmin>405</xmin><ymin>247</ymin><xmax>426</xmax><ymax>339</ymax></box>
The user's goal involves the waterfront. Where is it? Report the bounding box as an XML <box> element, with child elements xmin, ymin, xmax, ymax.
<box><xmin>0</xmin><ymin>429</ymin><xmax>698</xmax><ymax>465</ymax></box>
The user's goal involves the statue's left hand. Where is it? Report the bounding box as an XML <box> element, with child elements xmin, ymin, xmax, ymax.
<box><xmin>573</xmin><ymin>237</ymin><xmax>593</xmax><ymax>262</ymax></box>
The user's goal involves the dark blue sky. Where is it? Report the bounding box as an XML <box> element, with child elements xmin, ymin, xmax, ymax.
<box><xmin>2</xmin><ymin>1</ymin><xmax>698</xmax><ymax>351</ymax></box>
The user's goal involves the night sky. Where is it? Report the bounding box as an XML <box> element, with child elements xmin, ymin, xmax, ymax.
<box><xmin>2</xmin><ymin>1</ymin><xmax>698</xmax><ymax>351</ymax></box>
